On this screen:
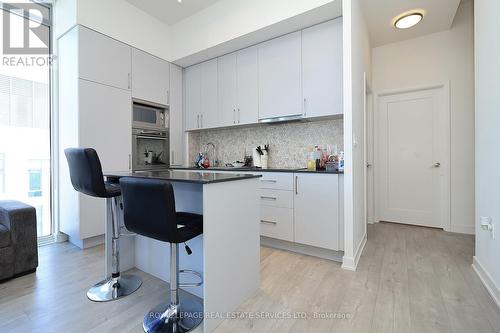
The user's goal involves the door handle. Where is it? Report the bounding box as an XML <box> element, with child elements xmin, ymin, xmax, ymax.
<box><xmin>434</xmin><ymin>162</ymin><xmax>441</xmax><ymax>168</ymax></box>
<box><xmin>367</xmin><ymin>163</ymin><xmax>373</xmax><ymax>168</ymax></box>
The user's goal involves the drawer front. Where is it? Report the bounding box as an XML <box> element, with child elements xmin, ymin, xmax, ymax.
<box><xmin>258</xmin><ymin>172</ymin><xmax>294</xmax><ymax>190</ymax></box>
<box><xmin>260</xmin><ymin>206</ymin><xmax>294</xmax><ymax>242</ymax></box>
<box><xmin>258</xmin><ymin>189</ymin><xmax>293</xmax><ymax>208</ymax></box>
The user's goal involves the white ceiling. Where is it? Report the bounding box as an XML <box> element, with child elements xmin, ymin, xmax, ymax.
<box><xmin>362</xmin><ymin>0</ymin><xmax>462</xmax><ymax>47</ymax></box>
<box><xmin>125</xmin><ymin>0</ymin><xmax>220</xmax><ymax>26</ymax></box>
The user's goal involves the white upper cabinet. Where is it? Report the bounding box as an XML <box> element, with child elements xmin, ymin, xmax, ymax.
<box><xmin>169</xmin><ymin>64</ymin><xmax>185</xmax><ymax>166</ymax></box>
<box><xmin>294</xmin><ymin>173</ymin><xmax>340</xmax><ymax>251</ymax></box>
<box><xmin>236</xmin><ymin>45</ymin><xmax>259</xmax><ymax>125</ymax></box>
<box><xmin>78</xmin><ymin>26</ymin><xmax>131</xmax><ymax>91</ymax></box>
<box><xmin>185</xmin><ymin>64</ymin><xmax>201</xmax><ymax>131</ymax></box>
<box><xmin>302</xmin><ymin>19</ymin><xmax>343</xmax><ymax>118</ymax></box>
<box><xmin>184</xmin><ymin>18</ymin><xmax>343</xmax><ymax>131</ymax></box>
<box><xmin>258</xmin><ymin>31</ymin><xmax>303</xmax><ymax>120</ymax></box>
<box><xmin>218</xmin><ymin>52</ymin><xmax>238</xmax><ymax>126</ymax></box>
<box><xmin>131</xmin><ymin>48</ymin><xmax>170</xmax><ymax>105</ymax></box>
<box><xmin>200</xmin><ymin>59</ymin><xmax>219</xmax><ymax>129</ymax></box>
<box><xmin>218</xmin><ymin>46</ymin><xmax>259</xmax><ymax>127</ymax></box>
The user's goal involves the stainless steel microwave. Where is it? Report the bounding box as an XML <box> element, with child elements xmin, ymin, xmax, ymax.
<box><xmin>132</xmin><ymin>102</ymin><xmax>167</xmax><ymax>130</ymax></box>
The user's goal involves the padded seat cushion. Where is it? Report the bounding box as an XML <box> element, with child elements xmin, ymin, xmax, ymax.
<box><xmin>104</xmin><ymin>182</ymin><xmax>122</xmax><ymax>197</ymax></box>
<box><xmin>176</xmin><ymin>212</ymin><xmax>203</xmax><ymax>242</ymax></box>
<box><xmin>0</xmin><ymin>224</ymin><xmax>11</xmax><ymax>248</ymax></box>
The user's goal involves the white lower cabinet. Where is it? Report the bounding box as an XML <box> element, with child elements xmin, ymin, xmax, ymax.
<box><xmin>260</xmin><ymin>205</ymin><xmax>294</xmax><ymax>242</ymax></box>
<box><xmin>294</xmin><ymin>173</ymin><xmax>340</xmax><ymax>251</ymax></box>
<box><xmin>258</xmin><ymin>172</ymin><xmax>342</xmax><ymax>252</ymax></box>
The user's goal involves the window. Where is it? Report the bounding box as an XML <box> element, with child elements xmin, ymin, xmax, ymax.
<box><xmin>0</xmin><ymin>154</ymin><xmax>4</xmax><ymax>193</ymax></box>
<box><xmin>0</xmin><ymin>2</ymin><xmax>52</xmax><ymax>238</ymax></box>
<box><xmin>28</xmin><ymin>160</ymin><xmax>42</xmax><ymax>197</ymax></box>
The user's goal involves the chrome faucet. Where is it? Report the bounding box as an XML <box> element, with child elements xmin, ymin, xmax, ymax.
<box><xmin>204</xmin><ymin>142</ymin><xmax>218</xmax><ymax>167</ymax></box>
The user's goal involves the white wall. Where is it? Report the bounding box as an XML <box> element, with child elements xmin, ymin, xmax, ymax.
<box><xmin>170</xmin><ymin>0</ymin><xmax>341</xmax><ymax>65</ymax></box>
<box><xmin>473</xmin><ymin>0</ymin><xmax>500</xmax><ymax>307</ymax></box>
<box><xmin>54</xmin><ymin>0</ymin><xmax>172</xmax><ymax>61</ymax></box>
<box><xmin>342</xmin><ymin>0</ymin><xmax>371</xmax><ymax>270</ymax></box>
<box><xmin>371</xmin><ymin>1</ymin><xmax>474</xmax><ymax>234</ymax></box>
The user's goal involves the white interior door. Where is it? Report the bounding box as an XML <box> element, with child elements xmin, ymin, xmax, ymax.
<box><xmin>376</xmin><ymin>86</ymin><xmax>449</xmax><ymax>229</ymax></box>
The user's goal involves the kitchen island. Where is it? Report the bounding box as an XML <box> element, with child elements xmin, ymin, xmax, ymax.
<box><xmin>103</xmin><ymin>170</ymin><xmax>261</xmax><ymax>333</ymax></box>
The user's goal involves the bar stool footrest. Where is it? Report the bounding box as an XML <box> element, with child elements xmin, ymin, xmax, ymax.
<box><xmin>179</xmin><ymin>269</ymin><xmax>203</xmax><ymax>288</ymax></box>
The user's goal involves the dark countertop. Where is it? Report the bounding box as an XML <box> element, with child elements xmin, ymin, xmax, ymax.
<box><xmin>104</xmin><ymin>170</ymin><xmax>262</xmax><ymax>184</ymax></box>
<box><xmin>170</xmin><ymin>166</ymin><xmax>344</xmax><ymax>175</ymax></box>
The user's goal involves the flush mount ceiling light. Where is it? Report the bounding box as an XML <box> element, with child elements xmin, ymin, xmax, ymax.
<box><xmin>394</xmin><ymin>12</ymin><xmax>424</xmax><ymax>29</ymax></box>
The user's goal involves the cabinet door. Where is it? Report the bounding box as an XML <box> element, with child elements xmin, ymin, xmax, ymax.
<box><xmin>218</xmin><ymin>53</ymin><xmax>238</xmax><ymax>126</ymax></box>
<box><xmin>302</xmin><ymin>19</ymin><xmax>343</xmax><ymax>118</ymax></box>
<box><xmin>78</xmin><ymin>79</ymin><xmax>132</xmax><ymax>172</ymax></box>
<box><xmin>185</xmin><ymin>64</ymin><xmax>201</xmax><ymax>131</ymax></box>
<box><xmin>131</xmin><ymin>48</ymin><xmax>170</xmax><ymax>105</ymax></box>
<box><xmin>200</xmin><ymin>59</ymin><xmax>219</xmax><ymax>129</ymax></box>
<box><xmin>78</xmin><ymin>26</ymin><xmax>131</xmax><ymax>91</ymax></box>
<box><xmin>258</xmin><ymin>31</ymin><xmax>302</xmax><ymax>120</ymax></box>
<box><xmin>294</xmin><ymin>173</ymin><xmax>340</xmax><ymax>250</ymax></box>
<box><xmin>236</xmin><ymin>46</ymin><xmax>259</xmax><ymax>125</ymax></box>
<box><xmin>169</xmin><ymin>64</ymin><xmax>185</xmax><ymax>166</ymax></box>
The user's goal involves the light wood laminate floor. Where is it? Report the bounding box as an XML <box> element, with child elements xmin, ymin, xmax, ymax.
<box><xmin>1</xmin><ymin>223</ymin><xmax>499</xmax><ymax>333</ymax></box>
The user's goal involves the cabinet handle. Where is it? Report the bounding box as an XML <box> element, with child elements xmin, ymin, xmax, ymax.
<box><xmin>127</xmin><ymin>73</ymin><xmax>131</xmax><ymax>89</ymax></box>
<box><xmin>167</xmin><ymin>90</ymin><xmax>170</xmax><ymax>105</ymax></box>
<box><xmin>295</xmin><ymin>176</ymin><xmax>298</xmax><ymax>194</ymax></box>
<box><xmin>260</xmin><ymin>220</ymin><xmax>277</xmax><ymax>225</ymax></box>
<box><xmin>197</xmin><ymin>114</ymin><xmax>200</xmax><ymax>128</ymax></box>
<box><xmin>171</xmin><ymin>150</ymin><xmax>174</xmax><ymax>164</ymax></box>
<box><xmin>200</xmin><ymin>114</ymin><xmax>203</xmax><ymax>128</ymax></box>
<box><xmin>233</xmin><ymin>109</ymin><xmax>236</xmax><ymax>124</ymax></box>
<box><xmin>303</xmin><ymin>98</ymin><xmax>307</xmax><ymax>116</ymax></box>
<box><xmin>260</xmin><ymin>196</ymin><xmax>277</xmax><ymax>201</ymax></box>
<box><xmin>238</xmin><ymin>108</ymin><xmax>241</xmax><ymax>123</ymax></box>
<box><xmin>260</xmin><ymin>179</ymin><xmax>277</xmax><ymax>183</ymax></box>
<box><xmin>128</xmin><ymin>154</ymin><xmax>131</xmax><ymax>170</ymax></box>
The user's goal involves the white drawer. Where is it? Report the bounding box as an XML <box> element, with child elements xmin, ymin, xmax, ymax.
<box><xmin>258</xmin><ymin>172</ymin><xmax>294</xmax><ymax>190</ymax></box>
<box><xmin>258</xmin><ymin>189</ymin><xmax>294</xmax><ymax>208</ymax></box>
<box><xmin>260</xmin><ymin>206</ymin><xmax>294</xmax><ymax>242</ymax></box>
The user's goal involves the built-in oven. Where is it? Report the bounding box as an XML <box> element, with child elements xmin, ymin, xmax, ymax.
<box><xmin>132</xmin><ymin>128</ymin><xmax>170</xmax><ymax>171</ymax></box>
<box><xmin>132</xmin><ymin>101</ymin><xmax>167</xmax><ymax>131</ymax></box>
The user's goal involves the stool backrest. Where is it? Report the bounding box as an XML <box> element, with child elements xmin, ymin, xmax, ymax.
<box><xmin>64</xmin><ymin>148</ymin><xmax>108</xmax><ymax>198</ymax></box>
<box><xmin>119</xmin><ymin>177</ymin><xmax>178</xmax><ymax>243</ymax></box>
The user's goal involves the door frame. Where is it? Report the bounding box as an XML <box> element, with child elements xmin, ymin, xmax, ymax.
<box><xmin>373</xmin><ymin>82</ymin><xmax>451</xmax><ymax>231</ymax></box>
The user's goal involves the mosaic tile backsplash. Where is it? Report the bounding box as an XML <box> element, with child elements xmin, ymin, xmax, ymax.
<box><xmin>188</xmin><ymin>118</ymin><xmax>344</xmax><ymax>169</ymax></box>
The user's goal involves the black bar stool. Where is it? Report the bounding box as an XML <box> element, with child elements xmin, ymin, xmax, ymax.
<box><xmin>64</xmin><ymin>148</ymin><xmax>142</xmax><ymax>302</ymax></box>
<box><xmin>119</xmin><ymin>177</ymin><xmax>204</xmax><ymax>333</ymax></box>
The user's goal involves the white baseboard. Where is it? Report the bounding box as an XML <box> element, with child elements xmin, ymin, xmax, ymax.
<box><xmin>68</xmin><ymin>234</ymin><xmax>104</xmax><ymax>249</ymax></box>
<box><xmin>260</xmin><ymin>237</ymin><xmax>344</xmax><ymax>263</ymax></box>
<box><xmin>449</xmin><ymin>224</ymin><xmax>475</xmax><ymax>235</ymax></box>
<box><xmin>472</xmin><ymin>256</ymin><xmax>500</xmax><ymax>309</ymax></box>
<box><xmin>342</xmin><ymin>232</ymin><xmax>367</xmax><ymax>271</ymax></box>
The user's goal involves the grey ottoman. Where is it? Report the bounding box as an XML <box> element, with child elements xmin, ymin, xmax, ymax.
<box><xmin>0</xmin><ymin>200</ymin><xmax>38</xmax><ymax>281</ymax></box>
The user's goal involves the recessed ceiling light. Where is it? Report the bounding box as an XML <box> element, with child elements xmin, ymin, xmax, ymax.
<box><xmin>177</xmin><ymin>0</ymin><xmax>182</xmax><ymax>3</ymax></box>
<box><xmin>394</xmin><ymin>13</ymin><xmax>423</xmax><ymax>29</ymax></box>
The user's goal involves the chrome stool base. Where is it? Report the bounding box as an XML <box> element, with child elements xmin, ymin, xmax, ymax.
<box><xmin>143</xmin><ymin>292</ymin><xmax>203</xmax><ymax>333</ymax></box>
<box><xmin>87</xmin><ymin>274</ymin><xmax>142</xmax><ymax>302</ymax></box>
